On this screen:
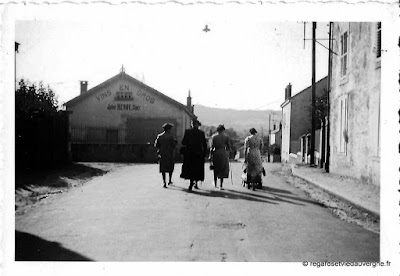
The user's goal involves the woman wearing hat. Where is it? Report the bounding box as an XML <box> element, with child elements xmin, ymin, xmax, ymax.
<box><xmin>155</xmin><ymin>123</ymin><xmax>177</xmax><ymax>188</ymax></box>
<box><xmin>210</xmin><ymin>124</ymin><xmax>230</xmax><ymax>190</ymax></box>
<box><xmin>244</xmin><ymin>127</ymin><xmax>264</xmax><ymax>190</ymax></box>
<box><xmin>180</xmin><ymin>119</ymin><xmax>207</xmax><ymax>191</ymax></box>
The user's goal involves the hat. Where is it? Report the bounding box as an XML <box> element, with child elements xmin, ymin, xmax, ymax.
<box><xmin>217</xmin><ymin>124</ymin><xmax>226</xmax><ymax>131</ymax></box>
<box><xmin>249</xmin><ymin>128</ymin><xmax>257</xmax><ymax>134</ymax></box>
<box><xmin>162</xmin><ymin>123</ymin><xmax>174</xmax><ymax>130</ymax></box>
<box><xmin>191</xmin><ymin>119</ymin><xmax>201</xmax><ymax>126</ymax></box>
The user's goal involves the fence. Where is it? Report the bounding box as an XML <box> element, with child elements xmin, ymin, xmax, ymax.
<box><xmin>71</xmin><ymin>126</ymin><xmax>127</xmax><ymax>144</ymax></box>
<box><xmin>70</xmin><ymin>125</ymin><xmax>161</xmax><ymax>145</ymax></box>
<box><xmin>70</xmin><ymin>125</ymin><xmax>162</xmax><ymax>163</ymax></box>
<box><xmin>15</xmin><ymin>111</ymin><xmax>70</xmax><ymax>169</ymax></box>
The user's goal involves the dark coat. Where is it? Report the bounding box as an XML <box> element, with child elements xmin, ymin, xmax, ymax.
<box><xmin>155</xmin><ymin>131</ymin><xmax>177</xmax><ymax>173</ymax></box>
<box><xmin>180</xmin><ymin>128</ymin><xmax>207</xmax><ymax>181</ymax></box>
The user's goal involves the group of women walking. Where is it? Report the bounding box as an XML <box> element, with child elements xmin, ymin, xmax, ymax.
<box><xmin>154</xmin><ymin>119</ymin><xmax>265</xmax><ymax>190</ymax></box>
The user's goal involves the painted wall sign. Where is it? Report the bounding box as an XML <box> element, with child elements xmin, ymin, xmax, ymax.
<box><xmin>115</xmin><ymin>91</ymin><xmax>133</xmax><ymax>101</ymax></box>
<box><xmin>99</xmin><ymin>84</ymin><xmax>156</xmax><ymax>112</ymax></box>
<box><xmin>137</xmin><ymin>90</ymin><xmax>155</xmax><ymax>104</ymax></box>
<box><xmin>115</xmin><ymin>84</ymin><xmax>133</xmax><ymax>101</ymax></box>
<box><xmin>96</xmin><ymin>90</ymin><xmax>112</xmax><ymax>101</ymax></box>
<box><xmin>107</xmin><ymin>103</ymin><xmax>141</xmax><ymax>111</ymax></box>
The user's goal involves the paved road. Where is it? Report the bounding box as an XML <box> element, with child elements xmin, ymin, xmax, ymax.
<box><xmin>15</xmin><ymin>162</ymin><xmax>379</xmax><ymax>261</ymax></box>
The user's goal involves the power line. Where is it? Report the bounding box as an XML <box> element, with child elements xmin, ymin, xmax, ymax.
<box><xmin>254</xmin><ymin>100</ymin><xmax>282</xmax><ymax>110</ymax></box>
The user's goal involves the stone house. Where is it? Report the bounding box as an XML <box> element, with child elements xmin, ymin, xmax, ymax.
<box><xmin>329</xmin><ymin>22</ymin><xmax>381</xmax><ymax>186</ymax></box>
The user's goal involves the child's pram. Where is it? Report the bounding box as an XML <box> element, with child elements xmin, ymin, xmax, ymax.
<box><xmin>241</xmin><ymin>163</ymin><xmax>265</xmax><ymax>190</ymax></box>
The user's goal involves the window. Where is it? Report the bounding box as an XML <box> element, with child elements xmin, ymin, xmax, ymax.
<box><xmin>376</xmin><ymin>22</ymin><xmax>381</xmax><ymax>58</ymax></box>
<box><xmin>340</xmin><ymin>31</ymin><xmax>348</xmax><ymax>77</ymax></box>
<box><xmin>338</xmin><ymin>95</ymin><xmax>348</xmax><ymax>154</ymax></box>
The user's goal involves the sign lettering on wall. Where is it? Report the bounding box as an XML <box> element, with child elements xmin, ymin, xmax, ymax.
<box><xmin>107</xmin><ymin>104</ymin><xmax>141</xmax><ymax>111</ymax></box>
<box><xmin>137</xmin><ymin>90</ymin><xmax>155</xmax><ymax>104</ymax></box>
<box><xmin>97</xmin><ymin>83</ymin><xmax>157</xmax><ymax>112</ymax></box>
<box><xmin>96</xmin><ymin>90</ymin><xmax>112</xmax><ymax>101</ymax></box>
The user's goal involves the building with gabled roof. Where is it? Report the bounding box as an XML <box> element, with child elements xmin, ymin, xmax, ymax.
<box><xmin>65</xmin><ymin>69</ymin><xmax>196</xmax><ymax>162</ymax></box>
<box><xmin>280</xmin><ymin>77</ymin><xmax>328</xmax><ymax>163</ymax></box>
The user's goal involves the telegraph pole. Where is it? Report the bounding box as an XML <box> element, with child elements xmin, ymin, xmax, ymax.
<box><xmin>325</xmin><ymin>22</ymin><xmax>332</xmax><ymax>172</ymax></box>
<box><xmin>310</xmin><ymin>22</ymin><xmax>316</xmax><ymax>167</ymax></box>
<box><xmin>268</xmin><ymin>113</ymin><xmax>271</xmax><ymax>162</ymax></box>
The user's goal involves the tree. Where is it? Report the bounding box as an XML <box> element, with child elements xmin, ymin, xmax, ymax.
<box><xmin>15</xmin><ymin>79</ymin><xmax>59</xmax><ymax>120</ymax></box>
<box><xmin>314</xmin><ymin>89</ymin><xmax>328</xmax><ymax>129</ymax></box>
<box><xmin>15</xmin><ymin>79</ymin><xmax>66</xmax><ymax>169</ymax></box>
<box><xmin>224</xmin><ymin>127</ymin><xmax>238</xmax><ymax>140</ymax></box>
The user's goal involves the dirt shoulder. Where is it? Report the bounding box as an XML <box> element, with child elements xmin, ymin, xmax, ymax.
<box><xmin>15</xmin><ymin>162</ymin><xmax>130</xmax><ymax>216</ymax></box>
<box><xmin>270</xmin><ymin>164</ymin><xmax>380</xmax><ymax>234</ymax></box>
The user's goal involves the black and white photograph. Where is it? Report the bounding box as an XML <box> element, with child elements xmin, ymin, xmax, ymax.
<box><xmin>1</xmin><ymin>1</ymin><xmax>399</xmax><ymax>275</ymax></box>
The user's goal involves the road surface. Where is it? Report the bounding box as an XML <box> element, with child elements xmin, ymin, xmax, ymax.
<box><xmin>15</xmin><ymin>162</ymin><xmax>379</xmax><ymax>262</ymax></box>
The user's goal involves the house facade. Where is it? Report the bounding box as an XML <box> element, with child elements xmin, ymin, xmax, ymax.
<box><xmin>269</xmin><ymin>125</ymin><xmax>282</xmax><ymax>148</ymax></box>
<box><xmin>65</xmin><ymin>69</ymin><xmax>196</xmax><ymax>162</ymax></box>
<box><xmin>269</xmin><ymin>124</ymin><xmax>282</xmax><ymax>162</ymax></box>
<box><xmin>280</xmin><ymin>77</ymin><xmax>328</xmax><ymax>163</ymax></box>
<box><xmin>329</xmin><ymin>22</ymin><xmax>381</xmax><ymax>186</ymax></box>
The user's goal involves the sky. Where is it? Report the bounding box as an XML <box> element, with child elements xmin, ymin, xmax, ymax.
<box><xmin>15</xmin><ymin>14</ymin><xmax>329</xmax><ymax>111</ymax></box>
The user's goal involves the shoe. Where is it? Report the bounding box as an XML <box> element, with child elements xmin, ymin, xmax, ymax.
<box><xmin>163</xmin><ymin>184</ymin><xmax>167</xmax><ymax>188</ymax></box>
<box><xmin>219</xmin><ymin>187</ymin><xmax>224</xmax><ymax>190</ymax></box>
<box><xmin>194</xmin><ymin>185</ymin><xmax>199</xmax><ymax>189</ymax></box>
<box><xmin>168</xmin><ymin>182</ymin><xmax>173</xmax><ymax>185</ymax></box>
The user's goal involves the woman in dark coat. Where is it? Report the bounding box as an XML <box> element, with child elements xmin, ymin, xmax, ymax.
<box><xmin>155</xmin><ymin>123</ymin><xmax>177</xmax><ymax>188</ymax></box>
<box><xmin>210</xmin><ymin>125</ymin><xmax>230</xmax><ymax>190</ymax></box>
<box><xmin>180</xmin><ymin>119</ymin><xmax>207</xmax><ymax>191</ymax></box>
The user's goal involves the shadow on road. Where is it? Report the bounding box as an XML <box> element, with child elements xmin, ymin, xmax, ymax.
<box><xmin>166</xmin><ymin>185</ymin><xmax>278</xmax><ymax>205</ymax></box>
<box><xmin>194</xmin><ymin>189</ymin><xmax>281</xmax><ymax>205</ymax></box>
<box><xmin>15</xmin><ymin>231</ymin><xmax>93</xmax><ymax>261</ymax></box>
<box><xmin>15</xmin><ymin>163</ymin><xmax>109</xmax><ymax>189</ymax></box>
<box><xmin>167</xmin><ymin>184</ymin><xmax>325</xmax><ymax>208</ymax></box>
<box><xmin>251</xmin><ymin>186</ymin><xmax>326</xmax><ymax>207</ymax></box>
<box><xmin>227</xmin><ymin>189</ymin><xmax>305</xmax><ymax>206</ymax></box>
<box><xmin>259</xmin><ymin>186</ymin><xmax>292</xmax><ymax>194</ymax></box>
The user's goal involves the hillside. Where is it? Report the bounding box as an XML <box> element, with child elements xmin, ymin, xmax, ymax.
<box><xmin>194</xmin><ymin>104</ymin><xmax>282</xmax><ymax>138</ymax></box>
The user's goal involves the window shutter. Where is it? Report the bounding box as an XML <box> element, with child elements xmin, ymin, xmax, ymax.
<box><xmin>376</xmin><ymin>22</ymin><xmax>381</xmax><ymax>58</ymax></box>
<box><xmin>340</xmin><ymin>32</ymin><xmax>348</xmax><ymax>77</ymax></box>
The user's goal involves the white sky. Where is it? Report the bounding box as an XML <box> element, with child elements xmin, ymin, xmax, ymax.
<box><xmin>15</xmin><ymin>15</ymin><xmax>329</xmax><ymax>110</ymax></box>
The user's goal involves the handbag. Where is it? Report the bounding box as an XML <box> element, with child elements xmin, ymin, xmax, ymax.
<box><xmin>241</xmin><ymin>172</ymin><xmax>247</xmax><ymax>182</ymax></box>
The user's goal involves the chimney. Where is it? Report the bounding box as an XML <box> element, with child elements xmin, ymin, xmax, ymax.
<box><xmin>187</xmin><ymin>90</ymin><xmax>192</xmax><ymax>111</ymax></box>
<box><xmin>285</xmin><ymin>83</ymin><xmax>292</xmax><ymax>100</ymax></box>
<box><xmin>80</xmin><ymin>81</ymin><xmax>88</xmax><ymax>94</ymax></box>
